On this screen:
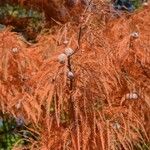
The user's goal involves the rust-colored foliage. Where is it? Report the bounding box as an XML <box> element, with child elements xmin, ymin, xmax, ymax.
<box><xmin>0</xmin><ymin>1</ymin><xmax>150</xmax><ymax>150</ymax></box>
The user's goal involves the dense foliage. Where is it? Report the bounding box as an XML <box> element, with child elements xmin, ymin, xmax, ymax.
<box><xmin>0</xmin><ymin>0</ymin><xmax>149</xmax><ymax>149</ymax></box>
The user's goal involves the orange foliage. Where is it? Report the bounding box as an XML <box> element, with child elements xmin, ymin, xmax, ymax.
<box><xmin>0</xmin><ymin>1</ymin><xmax>150</xmax><ymax>150</ymax></box>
